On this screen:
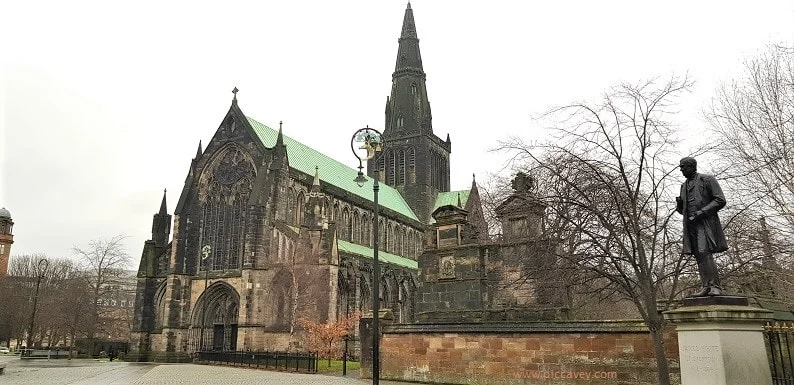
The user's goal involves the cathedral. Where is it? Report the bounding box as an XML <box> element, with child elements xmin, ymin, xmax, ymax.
<box><xmin>131</xmin><ymin>3</ymin><xmax>559</xmax><ymax>362</ymax></box>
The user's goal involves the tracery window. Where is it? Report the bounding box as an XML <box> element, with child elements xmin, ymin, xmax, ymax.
<box><xmin>199</xmin><ymin>147</ymin><xmax>255</xmax><ymax>271</ymax></box>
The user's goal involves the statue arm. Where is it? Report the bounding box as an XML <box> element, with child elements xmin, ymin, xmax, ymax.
<box><xmin>699</xmin><ymin>176</ymin><xmax>726</xmax><ymax>216</ymax></box>
<box><xmin>675</xmin><ymin>184</ymin><xmax>684</xmax><ymax>214</ymax></box>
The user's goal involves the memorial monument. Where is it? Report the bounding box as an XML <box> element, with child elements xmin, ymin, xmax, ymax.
<box><xmin>664</xmin><ymin>157</ymin><xmax>773</xmax><ymax>385</ymax></box>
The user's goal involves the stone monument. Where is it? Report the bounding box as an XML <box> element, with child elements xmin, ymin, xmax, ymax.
<box><xmin>664</xmin><ymin>157</ymin><xmax>773</xmax><ymax>385</ymax></box>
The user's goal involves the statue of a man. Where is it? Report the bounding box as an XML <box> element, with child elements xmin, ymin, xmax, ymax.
<box><xmin>676</xmin><ymin>157</ymin><xmax>728</xmax><ymax>296</ymax></box>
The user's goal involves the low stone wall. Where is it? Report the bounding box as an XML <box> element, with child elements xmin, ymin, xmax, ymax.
<box><xmin>373</xmin><ymin>321</ymin><xmax>680</xmax><ymax>385</ymax></box>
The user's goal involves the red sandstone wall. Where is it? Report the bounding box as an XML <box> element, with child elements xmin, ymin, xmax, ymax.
<box><xmin>380</xmin><ymin>328</ymin><xmax>679</xmax><ymax>385</ymax></box>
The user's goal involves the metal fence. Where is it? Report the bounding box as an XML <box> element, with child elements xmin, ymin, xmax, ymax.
<box><xmin>765</xmin><ymin>321</ymin><xmax>794</xmax><ymax>385</ymax></box>
<box><xmin>195</xmin><ymin>351</ymin><xmax>318</xmax><ymax>373</ymax></box>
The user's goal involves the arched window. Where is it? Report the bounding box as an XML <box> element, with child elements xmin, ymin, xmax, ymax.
<box><xmin>387</xmin><ymin>223</ymin><xmax>395</xmax><ymax>253</ymax></box>
<box><xmin>397</xmin><ymin>150</ymin><xmax>406</xmax><ymax>185</ymax></box>
<box><xmin>199</xmin><ymin>147</ymin><xmax>255</xmax><ymax>271</ymax></box>
<box><xmin>407</xmin><ymin>231</ymin><xmax>414</xmax><ymax>259</ymax></box>
<box><xmin>411</xmin><ymin>83</ymin><xmax>417</xmax><ymax>95</ymax></box>
<box><xmin>362</xmin><ymin>215</ymin><xmax>371</xmax><ymax>247</ymax></box>
<box><xmin>387</xmin><ymin>151</ymin><xmax>396</xmax><ymax>185</ymax></box>
<box><xmin>351</xmin><ymin>211</ymin><xmax>359</xmax><ymax>243</ymax></box>
<box><xmin>397</xmin><ymin>116</ymin><xmax>404</xmax><ymax>128</ymax></box>
<box><xmin>341</xmin><ymin>207</ymin><xmax>350</xmax><ymax>241</ymax></box>
<box><xmin>379</xmin><ymin>220</ymin><xmax>387</xmax><ymax>248</ymax></box>
<box><xmin>408</xmin><ymin>148</ymin><xmax>415</xmax><ymax>169</ymax></box>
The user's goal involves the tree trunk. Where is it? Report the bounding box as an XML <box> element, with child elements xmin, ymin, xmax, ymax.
<box><xmin>649</xmin><ymin>319</ymin><xmax>671</xmax><ymax>385</ymax></box>
<box><xmin>68</xmin><ymin>329</ymin><xmax>75</xmax><ymax>360</ymax></box>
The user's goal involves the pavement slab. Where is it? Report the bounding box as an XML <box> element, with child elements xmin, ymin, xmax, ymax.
<box><xmin>0</xmin><ymin>358</ymin><xmax>419</xmax><ymax>385</ymax></box>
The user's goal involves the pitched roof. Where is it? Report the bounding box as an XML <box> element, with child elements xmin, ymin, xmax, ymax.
<box><xmin>434</xmin><ymin>190</ymin><xmax>470</xmax><ymax>211</ymax></box>
<box><xmin>246</xmin><ymin>116</ymin><xmax>419</xmax><ymax>222</ymax></box>
<box><xmin>337</xmin><ymin>240</ymin><xmax>418</xmax><ymax>270</ymax></box>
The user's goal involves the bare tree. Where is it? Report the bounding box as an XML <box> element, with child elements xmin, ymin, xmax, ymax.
<box><xmin>72</xmin><ymin>235</ymin><xmax>131</xmax><ymax>355</ymax></box>
<box><xmin>706</xmin><ymin>44</ymin><xmax>794</xmax><ymax>242</ymax></box>
<box><xmin>498</xmin><ymin>76</ymin><xmax>693</xmax><ymax>385</ymax></box>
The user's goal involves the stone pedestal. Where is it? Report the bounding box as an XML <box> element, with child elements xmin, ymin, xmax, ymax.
<box><xmin>664</xmin><ymin>303</ymin><xmax>773</xmax><ymax>385</ymax></box>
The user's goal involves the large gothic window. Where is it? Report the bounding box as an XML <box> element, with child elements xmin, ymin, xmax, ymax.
<box><xmin>199</xmin><ymin>147</ymin><xmax>255</xmax><ymax>271</ymax></box>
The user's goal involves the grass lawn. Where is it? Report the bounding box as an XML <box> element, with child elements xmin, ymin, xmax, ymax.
<box><xmin>316</xmin><ymin>359</ymin><xmax>360</xmax><ymax>372</ymax></box>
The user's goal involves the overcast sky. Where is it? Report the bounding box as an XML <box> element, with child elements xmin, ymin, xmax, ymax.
<box><xmin>2</xmin><ymin>0</ymin><xmax>793</xmax><ymax>265</ymax></box>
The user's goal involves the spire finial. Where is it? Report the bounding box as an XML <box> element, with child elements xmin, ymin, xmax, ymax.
<box><xmin>407</xmin><ymin>1</ymin><xmax>411</xmax><ymax>9</ymax></box>
<box><xmin>313</xmin><ymin>166</ymin><xmax>321</xmax><ymax>187</ymax></box>
<box><xmin>232</xmin><ymin>87</ymin><xmax>239</xmax><ymax>100</ymax></box>
<box><xmin>159</xmin><ymin>189</ymin><xmax>168</xmax><ymax>215</ymax></box>
<box><xmin>195</xmin><ymin>140</ymin><xmax>203</xmax><ymax>159</ymax></box>
<box><xmin>276</xmin><ymin>121</ymin><xmax>285</xmax><ymax>147</ymax></box>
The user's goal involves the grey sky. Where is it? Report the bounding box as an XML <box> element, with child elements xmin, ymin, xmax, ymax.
<box><xmin>2</xmin><ymin>0</ymin><xmax>793</xmax><ymax>264</ymax></box>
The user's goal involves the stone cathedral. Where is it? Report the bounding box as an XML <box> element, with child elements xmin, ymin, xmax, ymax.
<box><xmin>131</xmin><ymin>4</ymin><xmax>562</xmax><ymax>362</ymax></box>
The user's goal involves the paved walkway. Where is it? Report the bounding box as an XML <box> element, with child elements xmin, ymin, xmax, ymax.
<box><xmin>0</xmin><ymin>357</ymin><xmax>417</xmax><ymax>385</ymax></box>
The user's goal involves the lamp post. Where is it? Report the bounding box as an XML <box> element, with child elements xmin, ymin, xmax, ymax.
<box><xmin>27</xmin><ymin>258</ymin><xmax>49</xmax><ymax>350</ymax></box>
<box><xmin>352</xmin><ymin>127</ymin><xmax>384</xmax><ymax>385</ymax></box>
<box><xmin>199</xmin><ymin>245</ymin><xmax>212</xmax><ymax>352</ymax></box>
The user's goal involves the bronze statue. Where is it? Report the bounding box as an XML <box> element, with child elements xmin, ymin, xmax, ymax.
<box><xmin>676</xmin><ymin>157</ymin><xmax>728</xmax><ymax>296</ymax></box>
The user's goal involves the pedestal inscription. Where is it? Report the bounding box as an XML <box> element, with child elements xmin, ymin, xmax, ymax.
<box><xmin>680</xmin><ymin>344</ymin><xmax>720</xmax><ymax>373</ymax></box>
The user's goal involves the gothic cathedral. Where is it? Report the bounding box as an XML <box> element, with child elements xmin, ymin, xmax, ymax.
<box><xmin>130</xmin><ymin>4</ymin><xmax>563</xmax><ymax>362</ymax></box>
<box><xmin>130</xmin><ymin>4</ymin><xmax>487</xmax><ymax>361</ymax></box>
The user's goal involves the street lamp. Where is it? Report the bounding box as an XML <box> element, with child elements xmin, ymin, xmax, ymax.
<box><xmin>27</xmin><ymin>258</ymin><xmax>49</xmax><ymax>350</ymax></box>
<box><xmin>351</xmin><ymin>126</ymin><xmax>384</xmax><ymax>385</ymax></box>
<box><xmin>199</xmin><ymin>245</ymin><xmax>212</xmax><ymax>352</ymax></box>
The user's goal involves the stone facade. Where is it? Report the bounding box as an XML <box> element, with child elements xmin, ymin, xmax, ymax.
<box><xmin>415</xmin><ymin>173</ymin><xmax>568</xmax><ymax>322</ymax></box>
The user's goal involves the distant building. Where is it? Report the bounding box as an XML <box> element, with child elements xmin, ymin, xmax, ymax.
<box><xmin>0</xmin><ymin>207</ymin><xmax>13</xmax><ymax>277</ymax></box>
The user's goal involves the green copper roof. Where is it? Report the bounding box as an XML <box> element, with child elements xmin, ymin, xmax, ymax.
<box><xmin>434</xmin><ymin>190</ymin><xmax>470</xmax><ymax>211</ymax></box>
<box><xmin>337</xmin><ymin>240</ymin><xmax>418</xmax><ymax>270</ymax></box>
<box><xmin>247</xmin><ymin>116</ymin><xmax>419</xmax><ymax>222</ymax></box>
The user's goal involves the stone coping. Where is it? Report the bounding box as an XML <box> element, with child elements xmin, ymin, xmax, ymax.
<box><xmin>383</xmin><ymin>320</ymin><xmax>651</xmax><ymax>334</ymax></box>
<box><xmin>664</xmin><ymin>305</ymin><xmax>774</xmax><ymax>323</ymax></box>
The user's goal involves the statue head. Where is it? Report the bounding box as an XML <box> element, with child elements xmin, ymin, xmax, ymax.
<box><xmin>679</xmin><ymin>157</ymin><xmax>697</xmax><ymax>179</ymax></box>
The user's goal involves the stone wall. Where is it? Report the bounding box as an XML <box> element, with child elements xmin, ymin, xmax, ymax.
<box><xmin>370</xmin><ymin>321</ymin><xmax>680</xmax><ymax>385</ymax></box>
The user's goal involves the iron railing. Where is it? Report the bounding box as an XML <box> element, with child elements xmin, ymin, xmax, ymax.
<box><xmin>766</xmin><ymin>321</ymin><xmax>794</xmax><ymax>385</ymax></box>
<box><xmin>195</xmin><ymin>351</ymin><xmax>318</xmax><ymax>373</ymax></box>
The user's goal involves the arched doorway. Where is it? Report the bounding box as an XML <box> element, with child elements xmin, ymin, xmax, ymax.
<box><xmin>192</xmin><ymin>282</ymin><xmax>240</xmax><ymax>352</ymax></box>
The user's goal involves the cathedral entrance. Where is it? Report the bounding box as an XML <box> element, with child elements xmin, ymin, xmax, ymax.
<box><xmin>191</xmin><ymin>282</ymin><xmax>240</xmax><ymax>352</ymax></box>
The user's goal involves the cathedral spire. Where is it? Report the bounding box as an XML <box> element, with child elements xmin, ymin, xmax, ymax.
<box><xmin>395</xmin><ymin>2</ymin><xmax>423</xmax><ymax>73</ymax></box>
<box><xmin>159</xmin><ymin>189</ymin><xmax>168</xmax><ymax>215</ymax></box>
<box><xmin>384</xmin><ymin>3</ymin><xmax>432</xmax><ymax>138</ymax></box>
<box><xmin>195</xmin><ymin>140</ymin><xmax>203</xmax><ymax>159</ymax></box>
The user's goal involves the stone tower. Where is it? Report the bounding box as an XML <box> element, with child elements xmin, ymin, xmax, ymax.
<box><xmin>368</xmin><ymin>2</ymin><xmax>451</xmax><ymax>223</ymax></box>
<box><xmin>0</xmin><ymin>207</ymin><xmax>13</xmax><ymax>277</ymax></box>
